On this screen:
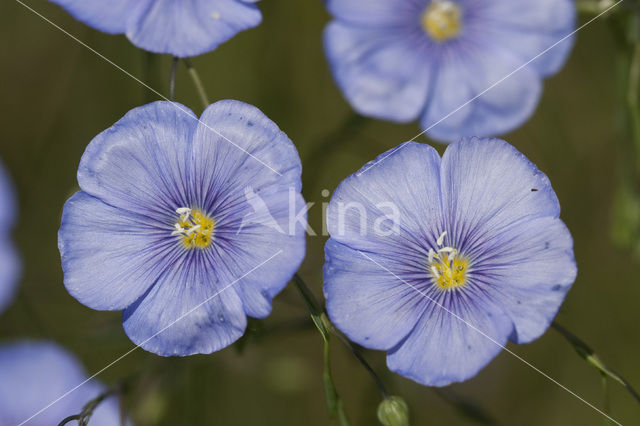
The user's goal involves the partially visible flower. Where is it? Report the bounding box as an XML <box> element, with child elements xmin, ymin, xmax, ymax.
<box><xmin>58</xmin><ymin>100</ymin><xmax>306</xmax><ymax>356</ymax></box>
<box><xmin>0</xmin><ymin>340</ymin><xmax>123</xmax><ymax>425</ymax></box>
<box><xmin>0</xmin><ymin>160</ymin><xmax>19</xmax><ymax>314</ymax></box>
<box><xmin>49</xmin><ymin>0</ymin><xmax>262</xmax><ymax>57</ymax></box>
<box><xmin>324</xmin><ymin>138</ymin><xmax>576</xmax><ymax>386</ymax></box>
<box><xmin>324</xmin><ymin>0</ymin><xmax>576</xmax><ymax>142</ymax></box>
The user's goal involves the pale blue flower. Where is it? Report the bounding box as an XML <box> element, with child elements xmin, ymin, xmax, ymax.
<box><xmin>324</xmin><ymin>0</ymin><xmax>576</xmax><ymax>142</ymax></box>
<box><xmin>324</xmin><ymin>138</ymin><xmax>577</xmax><ymax>386</ymax></box>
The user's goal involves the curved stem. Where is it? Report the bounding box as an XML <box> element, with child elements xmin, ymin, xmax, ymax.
<box><xmin>183</xmin><ymin>58</ymin><xmax>210</xmax><ymax>109</ymax></box>
<box><xmin>169</xmin><ymin>56</ymin><xmax>179</xmax><ymax>101</ymax></box>
<box><xmin>552</xmin><ymin>321</ymin><xmax>640</xmax><ymax>405</ymax></box>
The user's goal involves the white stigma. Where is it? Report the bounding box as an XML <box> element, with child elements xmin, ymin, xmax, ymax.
<box><xmin>436</xmin><ymin>231</ymin><xmax>447</xmax><ymax>246</ymax></box>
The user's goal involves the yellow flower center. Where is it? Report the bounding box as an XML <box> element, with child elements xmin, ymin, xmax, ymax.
<box><xmin>421</xmin><ymin>1</ymin><xmax>462</xmax><ymax>42</ymax></box>
<box><xmin>428</xmin><ymin>231</ymin><xmax>469</xmax><ymax>290</ymax></box>
<box><xmin>172</xmin><ymin>207</ymin><xmax>215</xmax><ymax>249</ymax></box>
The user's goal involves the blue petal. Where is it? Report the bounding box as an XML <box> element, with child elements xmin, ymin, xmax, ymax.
<box><xmin>324</xmin><ymin>143</ymin><xmax>444</xmax><ymax>350</ymax></box>
<box><xmin>324</xmin><ymin>22</ymin><xmax>435</xmax><ymax>122</ymax></box>
<box><xmin>48</xmin><ymin>0</ymin><xmax>145</xmax><ymax>34</ymax></box>
<box><xmin>421</xmin><ymin>45</ymin><xmax>542</xmax><ymax>142</ymax></box>
<box><xmin>387</xmin><ymin>290</ymin><xmax>513</xmax><ymax>387</ymax></box>
<box><xmin>326</xmin><ymin>142</ymin><xmax>444</xmax><ymax>252</ymax></box>
<box><xmin>440</xmin><ymin>138</ymin><xmax>560</xmax><ymax>255</ymax></box>
<box><xmin>326</xmin><ymin>0</ymin><xmax>425</xmax><ymax>26</ymax></box>
<box><xmin>324</xmin><ymin>240</ymin><xmax>428</xmax><ymax>350</ymax></box>
<box><xmin>0</xmin><ymin>341</ymin><xmax>122</xmax><ymax>425</ymax></box>
<box><xmin>0</xmin><ymin>239</ymin><xmax>20</xmax><ymax>314</ymax></box>
<box><xmin>190</xmin><ymin>100</ymin><xmax>306</xmax><ymax>317</ymax></box>
<box><xmin>472</xmin><ymin>216</ymin><xmax>576</xmax><ymax>343</ymax></box>
<box><xmin>122</xmin><ymin>253</ymin><xmax>247</xmax><ymax>356</ymax></box>
<box><xmin>59</xmin><ymin>191</ymin><xmax>173</xmax><ymax>311</ymax></box>
<box><xmin>78</xmin><ymin>101</ymin><xmax>197</xmax><ymax>223</ymax></box>
<box><xmin>476</xmin><ymin>0</ymin><xmax>576</xmax><ymax>76</ymax></box>
<box><xmin>126</xmin><ymin>0</ymin><xmax>262</xmax><ymax>57</ymax></box>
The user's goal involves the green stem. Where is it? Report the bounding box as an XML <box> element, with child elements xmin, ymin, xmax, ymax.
<box><xmin>183</xmin><ymin>58</ymin><xmax>210</xmax><ymax>109</ymax></box>
<box><xmin>551</xmin><ymin>322</ymin><xmax>640</xmax><ymax>405</ymax></box>
<box><xmin>601</xmin><ymin>374</ymin><xmax>616</xmax><ymax>426</ymax></box>
<box><xmin>169</xmin><ymin>56</ymin><xmax>179</xmax><ymax>102</ymax></box>
<box><xmin>293</xmin><ymin>274</ymin><xmax>349</xmax><ymax>425</ymax></box>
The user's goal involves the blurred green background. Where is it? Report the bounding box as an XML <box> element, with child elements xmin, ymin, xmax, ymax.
<box><xmin>1</xmin><ymin>0</ymin><xmax>639</xmax><ymax>425</ymax></box>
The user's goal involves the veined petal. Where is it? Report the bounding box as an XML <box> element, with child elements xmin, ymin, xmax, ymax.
<box><xmin>387</xmin><ymin>290</ymin><xmax>512</xmax><ymax>386</ymax></box>
<box><xmin>421</xmin><ymin>46</ymin><xmax>541</xmax><ymax>142</ymax></box>
<box><xmin>0</xmin><ymin>239</ymin><xmax>20</xmax><ymax>314</ymax></box>
<box><xmin>123</xmin><ymin>252</ymin><xmax>247</xmax><ymax>356</ymax></box>
<box><xmin>127</xmin><ymin>0</ymin><xmax>262</xmax><ymax>57</ymax></box>
<box><xmin>326</xmin><ymin>0</ymin><xmax>425</xmax><ymax>26</ymax></box>
<box><xmin>59</xmin><ymin>192</ymin><xmax>174</xmax><ymax>311</ymax></box>
<box><xmin>78</xmin><ymin>101</ymin><xmax>197</xmax><ymax>222</ymax></box>
<box><xmin>472</xmin><ymin>216</ymin><xmax>576</xmax><ymax>343</ymax></box>
<box><xmin>327</xmin><ymin>142</ymin><xmax>445</xmax><ymax>253</ymax></box>
<box><xmin>439</xmin><ymin>138</ymin><xmax>560</xmax><ymax>255</ymax></box>
<box><xmin>188</xmin><ymin>100</ymin><xmax>305</xmax><ymax>317</ymax></box>
<box><xmin>48</xmin><ymin>0</ymin><xmax>146</xmax><ymax>34</ymax></box>
<box><xmin>324</xmin><ymin>22</ymin><xmax>434</xmax><ymax>123</ymax></box>
<box><xmin>190</xmin><ymin>99</ymin><xmax>302</xmax><ymax>212</ymax></box>
<box><xmin>324</xmin><ymin>240</ymin><xmax>429</xmax><ymax>350</ymax></box>
<box><xmin>212</xmin><ymin>190</ymin><xmax>306</xmax><ymax>318</ymax></box>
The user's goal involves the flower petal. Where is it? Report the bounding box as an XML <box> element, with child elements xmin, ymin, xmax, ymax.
<box><xmin>472</xmin><ymin>216</ymin><xmax>576</xmax><ymax>343</ymax></box>
<box><xmin>324</xmin><ymin>22</ymin><xmax>435</xmax><ymax>122</ymax></box>
<box><xmin>478</xmin><ymin>0</ymin><xmax>576</xmax><ymax>76</ymax></box>
<box><xmin>387</xmin><ymin>290</ymin><xmax>512</xmax><ymax>386</ymax></box>
<box><xmin>421</xmin><ymin>47</ymin><xmax>541</xmax><ymax>142</ymax></box>
<box><xmin>324</xmin><ymin>142</ymin><xmax>446</xmax><ymax>350</ymax></box>
<box><xmin>326</xmin><ymin>0</ymin><xmax>425</xmax><ymax>26</ymax></box>
<box><xmin>327</xmin><ymin>142</ymin><xmax>444</xmax><ymax>252</ymax></box>
<box><xmin>126</xmin><ymin>0</ymin><xmax>261</xmax><ymax>57</ymax></box>
<box><xmin>189</xmin><ymin>100</ymin><xmax>305</xmax><ymax>317</ymax></box>
<box><xmin>0</xmin><ymin>239</ymin><xmax>20</xmax><ymax>314</ymax></box>
<box><xmin>324</xmin><ymin>240</ymin><xmax>428</xmax><ymax>350</ymax></box>
<box><xmin>122</xmin><ymin>252</ymin><xmax>247</xmax><ymax>356</ymax></box>
<box><xmin>59</xmin><ymin>192</ymin><xmax>173</xmax><ymax>311</ymax></box>
<box><xmin>48</xmin><ymin>0</ymin><xmax>146</xmax><ymax>34</ymax></box>
<box><xmin>0</xmin><ymin>341</ymin><xmax>121</xmax><ymax>426</ymax></box>
<box><xmin>439</xmin><ymin>138</ymin><xmax>560</xmax><ymax>255</ymax></box>
<box><xmin>78</xmin><ymin>101</ymin><xmax>197</xmax><ymax>222</ymax></box>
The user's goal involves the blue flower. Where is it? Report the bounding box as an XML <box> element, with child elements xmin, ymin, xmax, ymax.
<box><xmin>0</xmin><ymin>160</ymin><xmax>19</xmax><ymax>314</ymax></box>
<box><xmin>48</xmin><ymin>0</ymin><xmax>262</xmax><ymax>57</ymax></box>
<box><xmin>58</xmin><ymin>100</ymin><xmax>306</xmax><ymax>356</ymax></box>
<box><xmin>323</xmin><ymin>138</ymin><xmax>576</xmax><ymax>386</ymax></box>
<box><xmin>324</xmin><ymin>0</ymin><xmax>576</xmax><ymax>142</ymax></box>
<box><xmin>0</xmin><ymin>340</ymin><xmax>124</xmax><ymax>425</ymax></box>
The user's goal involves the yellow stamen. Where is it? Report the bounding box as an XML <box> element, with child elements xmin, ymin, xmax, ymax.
<box><xmin>430</xmin><ymin>251</ymin><xmax>469</xmax><ymax>290</ymax></box>
<box><xmin>421</xmin><ymin>1</ymin><xmax>463</xmax><ymax>42</ymax></box>
<box><xmin>174</xmin><ymin>208</ymin><xmax>215</xmax><ymax>249</ymax></box>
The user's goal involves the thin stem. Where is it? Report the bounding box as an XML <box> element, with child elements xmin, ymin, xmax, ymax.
<box><xmin>169</xmin><ymin>56</ymin><xmax>179</xmax><ymax>101</ymax></box>
<box><xmin>183</xmin><ymin>58</ymin><xmax>210</xmax><ymax>109</ymax></box>
<box><xmin>57</xmin><ymin>388</ymin><xmax>117</xmax><ymax>426</ymax></box>
<box><xmin>552</xmin><ymin>321</ymin><xmax>640</xmax><ymax>405</ymax></box>
<box><xmin>293</xmin><ymin>274</ymin><xmax>389</xmax><ymax>399</ymax></box>
<box><xmin>601</xmin><ymin>374</ymin><xmax>615</xmax><ymax>426</ymax></box>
